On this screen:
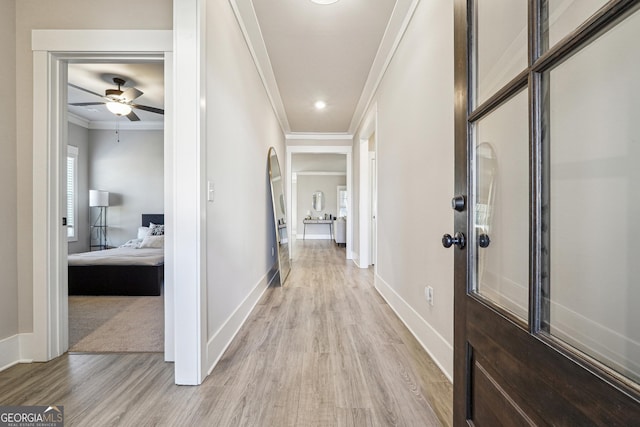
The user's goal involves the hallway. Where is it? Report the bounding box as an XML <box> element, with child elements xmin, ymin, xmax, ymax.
<box><xmin>0</xmin><ymin>241</ymin><xmax>452</xmax><ymax>426</ymax></box>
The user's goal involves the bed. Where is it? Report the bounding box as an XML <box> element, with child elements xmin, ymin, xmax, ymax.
<box><xmin>68</xmin><ymin>214</ymin><xmax>164</xmax><ymax>296</ymax></box>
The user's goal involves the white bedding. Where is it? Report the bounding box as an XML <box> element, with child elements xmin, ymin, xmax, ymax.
<box><xmin>68</xmin><ymin>247</ymin><xmax>164</xmax><ymax>267</ymax></box>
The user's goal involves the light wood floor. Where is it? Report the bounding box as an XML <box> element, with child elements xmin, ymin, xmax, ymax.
<box><xmin>0</xmin><ymin>240</ymin><xmax>453</xmax><ymax>426</ymax></box>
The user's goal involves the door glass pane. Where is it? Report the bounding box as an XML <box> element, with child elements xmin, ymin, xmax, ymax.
<box><xmin>473</xmin><ymin>90</ymin><xmax>529</xmax><ymax>321</ymax></box>
<box><xmin>476</xmin><ymin>0</ymin><xmax>528</xmax><ymax>106</ymax></box>
<box><xmin>546</xmin><ymin>0</ymin><xmax>608</xmax><ymax>49</ymax></box>
<box><xmin>547</xmin><ymin>9</ymin><xmax>640</xmax><ymax>383</ymax></box>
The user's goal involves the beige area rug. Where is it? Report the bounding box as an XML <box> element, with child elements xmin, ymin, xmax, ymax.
<box><xmin>68</xmin><ymin>295</ymin><xmax>163</xmax><ymax>353</ymax></box>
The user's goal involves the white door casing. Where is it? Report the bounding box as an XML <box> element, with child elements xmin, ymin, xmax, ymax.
<box><xmin>358</xmin><ymin>105</ymin><xmax>377</xmax><ymax>268</ymax></box>
<box><xmin>369</xmin><ymin>152</ymin><xmax>377</xmax><ymax>266</ymax></box>
<box><xmin>30</xmin><ymin>30</ymin><xmax>206</xmax><ymax>384</ymax></box>
<box><xmin>286</xmin><ymin>143</ymin><xmax>353</xmax><ymax>260</ymax></box>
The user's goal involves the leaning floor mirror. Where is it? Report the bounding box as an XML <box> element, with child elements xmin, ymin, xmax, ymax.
<box><xmin>268</xmin><ymin>147</ymin><xmax>291</xmax><ymax>285</ymax></box>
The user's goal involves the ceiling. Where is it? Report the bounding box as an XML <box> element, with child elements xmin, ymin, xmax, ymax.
<box><xmin>251</xmin><ymin>0</ymin><xmax>395</xmax><ymax>134</ymax></box>
<box><xmin>67</xmin><ymin>0</ymin><xmax>418</xmax><ymax>135</ymax></box>
<box><xmin>67</xmin><ymin>62</ymin><xmax>164</xmax><ymax>126</ymax></box>
<box><xmin>234</xmin><ymin>0</ymin><xmax>419</xmax><ymax>135</ymax></box>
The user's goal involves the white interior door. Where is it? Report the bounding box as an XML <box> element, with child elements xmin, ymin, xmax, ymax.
<box><xmin>369</xmin><ymin>152</ymin><xmax>376</xmax><ymax>266</ymax></box>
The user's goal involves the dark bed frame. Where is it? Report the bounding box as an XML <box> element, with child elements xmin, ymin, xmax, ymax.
<box><xmin>68</xmin><ymin>214</ymin><xmax>164</xmax><ymax>296</ymax></box>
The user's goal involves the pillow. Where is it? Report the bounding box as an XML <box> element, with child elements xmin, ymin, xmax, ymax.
<box><xmin>121</xmin><ymin>238</ymin><xmax>142</xmax><ymax>249</ymax></box>
<box><xmin>137</xmin><ymin>226</ymin><xmax>150</xmax><ymax>240</ymax></box>
<box><xmin>149</xmin><ymin>223</ymin><xmax>165</xmax><ymax>236</ymax></box>
<box><xmin>140</xmin><ymin>235</ymin><xmax>164</xmax><ymax>249</ymax></box>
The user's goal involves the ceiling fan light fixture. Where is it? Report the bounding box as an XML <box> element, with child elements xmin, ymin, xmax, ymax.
<box><xmin>311</xmin><ymin>0</ymin><xmax>339</xmax><ymax>4</ymax></box>
<box><xmin>106</xmin><ymin>101</ymin><xmax>132</xmax><ymax>116</ymax></box>
<box><xmin>314</xmin><ymin>100</ymin><xmax>327</xmax><ymax>110</ymax></box>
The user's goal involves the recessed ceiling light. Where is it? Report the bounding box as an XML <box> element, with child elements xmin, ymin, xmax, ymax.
<box><xmin>311</xmin><ymin>0</ymin><xmax>339</xmax><ymax>4</ymax></box>
<box><xmin>314</xmin><ymin>100</ymin><xmax>327</xmax><ymax>110</ymax></box>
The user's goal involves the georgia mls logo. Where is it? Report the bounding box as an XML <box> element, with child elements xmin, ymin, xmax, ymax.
<box><xmin>44</xmin><ymin>406</ymin><xmax>63</xmax><ymax>417</ymax></box>
<box><xmin>0</xmin><ymin>405</ymin><xmax>64</xmax><ymax>427</ymax></box>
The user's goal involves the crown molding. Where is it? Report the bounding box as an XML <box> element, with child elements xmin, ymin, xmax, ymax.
<box><xmin>229</xmin><ymin>0</ymin><xmax>291</xmax><ymax>134</ymax></box>
<box><xmin>286</xmin><ymin>133</ymin><xmax>353</xmax><ymax>140</ymax></box>
<box><xmin>68</xmin><ymin>112</ymin><xmax>164</xmax><ymax>130</ymax></box>
<box><xmin>68</xmin><ymin>112</ymin><xmax>90</xmax><ymax>129</ymax></box>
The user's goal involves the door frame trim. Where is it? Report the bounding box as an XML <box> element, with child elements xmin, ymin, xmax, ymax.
<box><xmin>286</xmin><ymin>145</ymin><xmax>353</xmax><ymax>259</ymax></box>
<box><xmin>31</xmin><ymin>30</ymin><xmax>174</xmax><ymax>362</ymax></box>
<box><xmin>358</xmin><ymin>105</ymin><xmax>377</xmax><ymax>268</ymax></box>
<box><xmin>30</xmin><ymin>28</ymin><xmax>206</xmax><ymax>386</ymax></box>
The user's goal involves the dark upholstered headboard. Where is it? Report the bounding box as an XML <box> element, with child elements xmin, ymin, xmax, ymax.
<box><xmin>142</xmin><ymin>214</ymin><xmax>164</xmax><ymax>227</ymax></box>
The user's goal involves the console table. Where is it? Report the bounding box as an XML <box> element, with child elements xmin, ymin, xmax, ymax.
<box><xmin>303</xmin><ymin>219</ymin><xmax>333</xmax><ymax>240</ymax></box>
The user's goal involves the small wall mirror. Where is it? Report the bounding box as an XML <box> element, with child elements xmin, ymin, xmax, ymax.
<box><xmin>312</xmin><ymin>191</ymin><xmax>325</xmax><ymax>212</ymax></box>
<box><xmin>268</xmin><ymin>147</ymin><xmax>290</xmax><ymax>286</ymax></box>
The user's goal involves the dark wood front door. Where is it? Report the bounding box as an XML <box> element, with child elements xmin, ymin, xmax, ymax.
<box><xmin>452</xmin><ymin>0</ymin><xmax>640</xmax><ymax>424</ymax></box>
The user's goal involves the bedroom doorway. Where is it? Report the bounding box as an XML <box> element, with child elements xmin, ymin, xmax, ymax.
<box><xmin>65</xmin><ymin>61</ymin><xmax>166</xmax><ymax>354</ymax></box>
<box><xmin>31</xmin><ymin>31</ymin><xmax>182</xmax><ymax>371</ymax></box>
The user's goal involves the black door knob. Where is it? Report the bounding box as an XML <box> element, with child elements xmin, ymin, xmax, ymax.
<box><xmin>442</xmin><ymin>232</ymin><xmax>466</xmax><ymax>249</ymax></box>
<box><xmin>478</xmin><ymin>233</ymin><xmax>491</xmax><ymax>248</ymax></box>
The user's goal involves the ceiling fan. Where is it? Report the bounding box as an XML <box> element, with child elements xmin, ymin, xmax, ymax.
<box><xmin>68</xmin><ymin>77</ymin><xmax>164</xmax><ymax>121</ymax></box>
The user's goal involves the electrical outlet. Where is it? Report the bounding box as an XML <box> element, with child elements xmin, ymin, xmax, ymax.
<box><xmin>425</xmin><ymin>286</ymin><xmax>434</xmax><ymax>306</ymax></box>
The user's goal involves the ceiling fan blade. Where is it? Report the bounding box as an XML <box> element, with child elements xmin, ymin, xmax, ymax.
<box><xmin>132</xmin><ymin>104</ymin><xmax>164</xmax><ymax>115</ymax></box>
<box><xmin>68</xmin><ymin>83</ymin><xmax>104</xmax><ymax>99</ymax></box>
<box><xmin>69</xmin><ymin>102</ymin><xmax>105</xmax><ymax>106</ymax></box>
<box><xmin>120</xmin><ymin>87</ymin><xmax>144</xmax><ymax>102</ymax></box>
<box><xmin>126</xmin><ymin>110</ymin><xmax>141</xmax><ymax>122</ymax></box>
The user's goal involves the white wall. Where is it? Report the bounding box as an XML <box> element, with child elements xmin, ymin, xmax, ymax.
<box><xmin>354</xmin><ymin>0</ymin><xmax>455</xmax><ymax>378</ymax></box>
<box><xmin>296</xmin><ymin>174</ymin><xmax>346</xmax><ymax>238</ymax></box>
<box><xmin>88</xmin><ymin>129</ymin><xmax>164</xmax><ymax>247</ymax></box>
<box><xmin>14</xmin><ymin>0</ymin><xmax>172</xmax><ymax>333</ymax></box>
<box><xmin>204</xmin><ymin>0</ymin><xmax>286</xmax><ymax>371</ymax></box>
<box><xmin>67</xmin><ymin>122</ymin><xmax>90</xmax><ymax>254</ymax></box>
<box><xmin>0</xmin><ymin>0</ymin><xmax>18</xmax><ymax>346</ymax></box>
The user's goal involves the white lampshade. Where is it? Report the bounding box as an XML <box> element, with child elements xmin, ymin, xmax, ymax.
<box><xmin>106</xmin><ymin>101</ymin><xmax>132</xmax><ymax>116</ymax></box>
<box><xmin>89</xmin><ymin>190</ymin><xmax>109</xmax><ymax>207</ymax></box>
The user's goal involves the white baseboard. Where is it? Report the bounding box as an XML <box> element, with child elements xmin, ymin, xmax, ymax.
<box><xmin>375</xmin><ymin>274</ymin><xmax>453</xmax><ymax>382</ymax></box>
<box><xmin>352</xmin><ymin>256</ymin><xmax>367</xmax><ymax>269</ymax></box>
<box><xmin>0</xmin><ymin>334</ymin><xmax>33</xmax><ymax>372</ymax></box>
<box><xmin>205</xmin><ymin>264</ymin><xmax>277</xmax><ymax>375</ymax></box>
